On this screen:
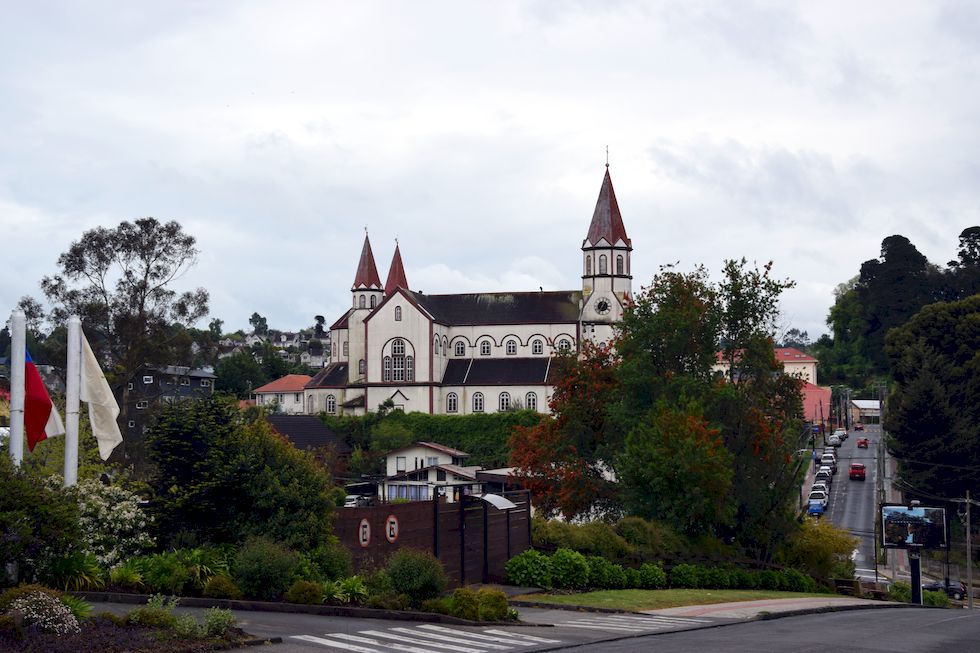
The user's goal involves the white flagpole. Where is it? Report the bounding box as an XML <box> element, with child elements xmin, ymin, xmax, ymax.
<box><xmin>8</xmin><ymin>310</ymin><xmax>25</xmax><ymax>467</ymax></box>
<box><xmin>64</xmin><ymin>315</ymin><xmax>81</xmax><ymax>487</ymax></box>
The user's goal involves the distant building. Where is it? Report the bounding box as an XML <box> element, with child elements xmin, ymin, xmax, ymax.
<box><xmin>380</xmin><ymin>441</ymin><xmax>483</xmax><ymax>503</ymax></box>
<box><xmin>253</xmin><ymin>374</ymin><xmax>313</xmax><ymax>414</ymax></box>
<box><xmin>713</xmin><ymin>347</ymin><xmax>819</xmax><ymax>384</ymax></box>
<box><xmin>124</xmin><ymin>364</ymin><xmax>216</xmax><ymax>436</ymax></box>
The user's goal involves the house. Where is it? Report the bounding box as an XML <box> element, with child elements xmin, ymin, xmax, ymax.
<box><xmin>265</xmin><ymin>414</ymin><xmax>351</xmax><ymax>475</ymax></box>
<box><xmin>309</xmin><ymin>166</ymin><xmax>634</xmax><ymax>416</ymax></box>
<box><xmin>712</xmin><ymin>347</ymin><xmax>819</xmax><ymax>384</ymax></box>
<box><xmin>380</xmin><ymin>442</ymin><xmax>484</xmax><ymax>503</ymax></box>
<box><xmin>253</xmin><ymin>374</ymin><xmax>313</xmax><ymax>414</ymax></box>
<box><xmin>124</xmin><ymin>365</ymin><xmax>216</xmax><ymax>435</ymax></box>
<box><xmin>850</xmin><ymin>399</ymin><xmax>881</xmax><ymax>424</ymax></box>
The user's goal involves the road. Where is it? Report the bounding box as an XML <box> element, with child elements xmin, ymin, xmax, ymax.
<box><xmin>824</xmin><ymin>424</ymin><xmax>880</xmax><ymax>582</ymax></box>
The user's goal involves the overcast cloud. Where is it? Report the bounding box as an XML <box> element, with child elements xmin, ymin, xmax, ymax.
<box><xmin>3</xmin><ymin>1</ymin><xmax>979</xmax><ymax>339</ymax></box>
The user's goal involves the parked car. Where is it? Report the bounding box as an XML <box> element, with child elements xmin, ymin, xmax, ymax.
<box><xmin>816</xmin><ymin>468</ymin><xmax>833</xmax><ymax>485</ymax></box>
<box><xmin>833</xmin><ymin>428</ymin><xmax>848</xmax><ymax>441</ymax></box>
<box><xmin>857</xmin><ymin>438</ymin><xmax>870</xmax><ymax>448</ymax></box>
<box><xmin>343</xmin><ymin>495</ymin><xmax>375</xmax><ymax>507</ymax></box>
<box><xmin>854</xmin><ymin>423</ymin><xmax>865</xmax><ymax>431</ymax></box>
<box><xmin>827</xmin><ymin>435</ymin><xmax>842</xmax><ymax>447</ymax></box>
<box><xmin>922</xmin><ymin>580</ymin><xmax>967</xmax><ymax>600</ymax></box>
<box><xmin>807</xmin><ymin>500</ymin><xmax>825</xmax><ymax>517</ymax></box>
<box><xmin>812</xmin><ymin>481</ymin><xmax>830</xmax><ymax>495</ymax></box>
<box><xmin>820</xmin><ymin>453</ymin><xmax>838</xmax><ymax>473</ymax></box>
<box><xmin>808</xmin><ymin>490</ymin><xmax>829</xmax><ymax>507</ymax></box>
<box><xmin>849</xmin><ymin>462</ymin><xmax>866</xmax><ymax>480</ymax></box>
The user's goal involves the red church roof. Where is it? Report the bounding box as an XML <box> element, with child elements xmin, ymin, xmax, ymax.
<box><xmin>584</xmin><ymin>167</ymin><xmax>631</xmax><ymax>248</ymax></box>
<box><xmin>384</xmin><ymin>243</ymin><xmax>409</xmax><ymax>296</ymax></box>
<box><xmin>352</xmin><ymin>234</ymin><xmax>382</xmax><ymax>290</ymax></box>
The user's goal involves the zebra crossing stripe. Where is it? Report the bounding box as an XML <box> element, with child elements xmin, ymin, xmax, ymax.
<box><xmin>390</xmin><ymin>627</ymin><xmax>513</xmax><ymax>651</ymax></box>
<box><xmin>482</xmin><ymin>630</ymin><xmax>563</xmax><ymax>644</ymax></box>
<box><xmin>630</xmin><ymin>615</ymin><xmax>712</xmax><ymax>624</ymax></box>
<box><xmin>361</xmin><ymin>629</ymin><xmax>488</xmax><ymax>653</ymax></box>
<box><xmin>417</xmin><ymin>625</ymin><xmax>537</xmax><ymax>647</ymax></box>
<box><xmin>562</xmin><ymin>622</ymin><xmax>648</xmax><ymax>632</ymax></box>
<box><xmin>601</xmin><ymin>614</ymin><xmax>711</xmax><ymax>625</ymax></box>
<box><xmin>329</xmin><ymin>632</ymin><xmax>448</xmax><ymax>653</ymax></box>
<box><xmin>290</xmin><ymin>634</ymin><xmax>381</xmax><ymax>652</ymax></box>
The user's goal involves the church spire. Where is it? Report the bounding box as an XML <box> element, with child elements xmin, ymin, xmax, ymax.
<box><xmin>384</xmin><ymin>241</ymin><xmax>409</xmax><ymax>296</ymax></box>
<box><xmin>584</xmin><ymin>167</ymin><xmax>631</xmax><ymax>248</ymax></box>
<box><xmin>352</xmin><ymin>233</ymin><xmax>382</xmax><ymax>290</ymax></box>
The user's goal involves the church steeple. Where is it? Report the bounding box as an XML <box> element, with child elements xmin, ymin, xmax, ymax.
<box><xmin>584</xmin><ymin>167</ymin><xmax>631</xmax><ymax>248</ymax></box>
<box><xmin>352</xmin><ymin>233</ymin><xmax>382</xmax><ymax>291</ymax></box>
<box><xmin>384</xmin><ymin>242</ymin><xmax>409</xmax><ymax>296</ymax></box>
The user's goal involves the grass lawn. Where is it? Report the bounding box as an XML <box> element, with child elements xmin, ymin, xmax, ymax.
<box><xmin>517</xmin><ymin>588</ymin><xmax>825</xmax><ymax>611</ymax></box>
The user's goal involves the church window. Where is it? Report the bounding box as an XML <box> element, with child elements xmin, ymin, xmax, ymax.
<box><xmin>447</xmin><ymin>392</ymin><xmax>458</xmax><ymax>413</ymax></box>
<box><xmin>499</xmin><ymin>392</ymin><xmax>510</xmax><ymax>412</ymax></box>
<box><xmin>616</xmin><ymin>255</ymin><xmax>624</xmax><ymax>275</ymax></box>
<box><xmin>434</xmin><ymin>335</ymin><xmax>440</xmax><ymax>353</ymax></box>
<box><xmin>333</xmin><ymin>342</ymin><xmax>337</xmax><ymax>357</ymax></box>
<box><xmin>532</xmin><ymin>339</ymin><xmax>543</xmax><ymax>355</ymax></box>
<box><xmin>526</xmin><ymin>392</ymin><xmax>537</xmax><ymax>410</ymax></box>
<box><xmin>370</xmin><ymin>295</ymin><xmax>377</xmax><ymax>308</ymax></box>
<box><xmin>326</xmin><ymin>394</ymin><xmax>336</xmax><ymax>414</ymax></box>
<box><xmin>558</xmin><ymin>338</ymin><xmax>571</xmax><ymax>352</ymax></box>
<box><xmin>359</xmin><ymin>295</ymin><xmax>366</xmax><ymax>309</ymax></box>
<box><xmin>395</xmin><ymin>306</ymin><xmax>402</xmax><ymax>321</ymax></box>
<box><xmin>455</xmin><ymin>341</ymin><xmax>466</xmax><ymax>356</ymax></box>
<box><xmin>480</xmin><ymin>341</ymin><xmax>491</xmax><ymax>356</ymax></box>
<box><xmin>473</xmin><ymin>392</ymin><xmax>484</xmax><ymax>413</ymax></box>
<box><xmin>443</xmin><ymin>336</ymin><xmax>448</xmax><ymax>352</ymax></box>
<box><xmin>406</xmin><ymin>356</ymin><xmax>415</xmax><ymax>381</ymax></box>
<box><xmin>343</xmin><ymin>341</ymin><xmax>349</xmax><ymax>356</ymax></box>
<box><xmin>358</xmin><ymin>359</ymin><xmax>365</xmax><ymax>375</ymax></box>
<box><xmin>586</xmin><ymin>256</ymin><xmax>592</xmax><ymax>276</ymax></box>
<box><xmin>599</xmin><ymin>255</ymin><xmax>607</xmax><ymax>274</ymax></box>
<box><xmin>506</xmin><ymin>340</ymin><xmax>517</xmax><ymax>355</ymax></box>
<box><xmin>383</xmin><ymin>356</ymin><xmax>392</xmax><ymax>382</ymax></box>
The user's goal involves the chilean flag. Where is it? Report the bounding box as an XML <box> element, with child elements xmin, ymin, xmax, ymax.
<box><xmin>24</xmin><ymin>350</ymin><xmax>65</xmax><ymax>452</ymax></box>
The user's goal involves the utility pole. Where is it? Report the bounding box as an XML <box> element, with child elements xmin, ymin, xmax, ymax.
<box><xmin>952</xmin><ymin>492</ymin><xmax>977</xmax><ymax>609</ymax></box>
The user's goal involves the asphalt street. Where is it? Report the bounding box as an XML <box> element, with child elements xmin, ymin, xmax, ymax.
<box><xmin>824</xmin><ymin>424</ymin><xmax>880</xmax><ymax>582</ymax></box>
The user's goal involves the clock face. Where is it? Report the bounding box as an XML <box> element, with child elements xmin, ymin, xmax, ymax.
<box><xmin>595</xmin><ymin>298</ymin><xmax>611</xmax><ymax>315</ymax></box>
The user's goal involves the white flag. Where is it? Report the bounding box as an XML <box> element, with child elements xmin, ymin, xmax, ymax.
<box><xmin>80</xmin><ymin>331</ymin><xmax>123</xmax><ymax>460</ymax></box>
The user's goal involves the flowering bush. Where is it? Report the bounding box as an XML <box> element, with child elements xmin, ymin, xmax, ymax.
<box><xmin>8</xmin><ymin>591</ymin><xmax>80</xmax><ymax>635</ymax></box>
<box><xmin>65</xmin><ymin>479</ymin><xmax>154</xmax><ymax>568</ymax></box>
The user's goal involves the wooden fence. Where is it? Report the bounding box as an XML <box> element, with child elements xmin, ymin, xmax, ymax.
<box><xmin>333</xmin><ymin>490</ymin><xmax>531</xmax><ymax>585</ymax></box>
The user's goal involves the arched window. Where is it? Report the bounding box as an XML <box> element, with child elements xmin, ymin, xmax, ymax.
<box><xmin>343</xmin><ymin>341</ymin><xmax>349</xmax><ymax>356</ymax></box>
<box><xmin>326</xmin><ymin>394</ymin><xmax>336</xmax><ymax>414</ymax></box>
<box><xmin>616</xmin><ymin>255</ymin><xmax>624</xmax><ymax>275</ymax></box>
<box><xmin>599</xmin><ymin>255</ymin><xmax>607</xmax><ymax>274</ymax></box>
<box><xmin>447</xmin><ymin>392</ymin><xmax>458</xmax><ymax>413</ymax></box>
<box><xmin>308</xmin><ymin>396</ymin><xmax>315</xmax><ymax>413</ymax></box>
<box><xmin>383</xmin><ymin>356</ymin><xmax>392</xmax><ymax>382</ymax></box>
<box><xmin>499</xmin><ymin>392</ymin><xmax>510</xmax><ymax>412</ymax></box>
<box><xmin>394</xmin><ymin>306</ymin><xmax>402</xmax><ymax>321</ymax></box>
<box><xmin>473</xmin><ymin>392</ymin><xmax>484</xmax><ymax>413</ymax></box>
<box><xmin>586</xmin><ymin>256</ymin><xmax>592</xmax><ymax>276</ymax></box>
<box><xmin>532</xmin><ymin>339</ymin><xmax>543</xmax><ymax>355</ymax></box>
<box><xmin>525</xmin><ymin>392</ymin><xmax>537</xmax><ymax>411</ymax></box>
<box><xmin>480</xmin><ymin>341</ymin><xmax>491</xmax><ymax>356</ymax></box>
<box><xmin>359</xmin><ymin>295</ymin><xmax>366</xmax><ymax>308</ymax></box>
<box><xmin>406</xmin><ymin>355</ymin><xmax>415</xmax><ymax>382</ymax></box>
<box><xmin>392</xmin><ymin>339</ymin><xmax>406</xmax><ymax>381</ymax></box>
<box><xmin>358</xmin><ymin>359</ymin><xmax>365</xmax><ymax>375</ymax></box>
<box><xmin>558</xmin><ymin>338</ymin><xmax>571</xmax><ymax>352</ymax></box>
<box><xmin>443</xmin><ymin>336</ymin><xmax>448</xmax><ymax>353</ymax></box>
<box><xmin>455</xmin><ymin>341</ymin><xmax>466</xmax><ymax>356</ymax></box>
<box><xmin>506</xmin><ymin>340</ymin><xmax>517</xmax><ymax>355</ymax></box>
<box><xmin>433</xmin><ymin>336</ymin><xmax>440</xmax><ymax>354</ymax></box>
<box><xmin>333</xmin><ymin>342</ymin><xmax>337</xmax><ymax>357</ymax></box>
<box><xmin>370</xmin><ymin>295</ymin><xmax>377</xmax><ymax>308</ymax></box>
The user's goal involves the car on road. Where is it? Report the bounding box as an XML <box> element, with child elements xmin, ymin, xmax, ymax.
<box><xmin>816</xmin><ymin>468</ymin><xmax>833</xmax><ymax>485</ymax></box>
<box><xmin>833</xmin><ymin>428</ymin><xmax>848</xmax><ymax>441</ymax></box>
<box><xmin>808</xmin><ymin>490</ymin><xmax>829</xmax><ymax>507</ymax></box>
<box><xmin>854</xmin><ymin>423</ymin><xmax>865</xmax><ymax>431</ymax></box>
<box><xmin>849</xmin><ymin>462</ymin><xmax>866</xmax><ymax>480</ymax></box>
<box><xmin>807</xmin><ymin>500</ymin><xmax>825</xmax><ymax>517</ymax></box>
<box><xmin>812</xmin><ymin>481</ymin><xmax>829</xmax><ymax>495</ymax></box>
<box><xmin>922</xmin><ymin>580</ymin><xmax>967</xmax><ymax>600</ymax></box>
<box><xmin>827</xmin><ymin>434</ymin><xmax>842</xmax><ymax>447</ymax></box>
<box><xmin>820</xmin><ymin>453</ymin><xmax>838</xmax><ymax>473</ymax></box>
<box><xmin>857</xmin><ymin>438</ymin><xmax>870</xmax><ymax>448</ymax></box>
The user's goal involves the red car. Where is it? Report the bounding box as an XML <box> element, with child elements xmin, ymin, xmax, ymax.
<box><xmin>857</xmin><ymin>438</ymin><xmax>870</xmax><ymax>448</ymax></box>
<box><xmin>849</xmin><ymin>462</ymin><xmax>866</xmax><ymax>480</ymax></box>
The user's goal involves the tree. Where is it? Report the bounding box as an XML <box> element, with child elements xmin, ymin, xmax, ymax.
<box><xmin>37</xmin><ymin>218</ymin><xmax>209</xmax><ymax>472</ymax></box>
<box><xmin>945</xmin><ymin>226</ymin><xmax>980</xmax><ymax>299</ymax></box>
<box><xmin>779</xmin><ymin>328</ymin><xmax>811</xmax><ymax>351</ymax></box>
<box><xmin>314</xmin><ymin>315</ymin><xmax>326</xmax><ymax>338</ymax></box>
<box><xmin>249</xmin><ymin>312</ymin><xmax>268</xmax><ymax>336</ymax></box>
<box><xmin>208</xmin><ymin>318</ymin><xmax>224</xmax><ymax>341</ymax></box>
<box><xmin>214</xmin><ymin>351</ymin><xmax>266</xmax><ymax>398</ymax></box>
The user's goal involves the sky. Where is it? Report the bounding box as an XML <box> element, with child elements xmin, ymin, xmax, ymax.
<box><xmin>3</xmin><ymin>1</ymin><xmax>980</xmax><ymax>339</ymax></box>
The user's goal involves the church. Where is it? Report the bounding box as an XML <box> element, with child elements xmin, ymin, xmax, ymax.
<box><xmin>304</xmin><ymin>167</ymin><xmax>633</xmax><ymax>416</ymax></box>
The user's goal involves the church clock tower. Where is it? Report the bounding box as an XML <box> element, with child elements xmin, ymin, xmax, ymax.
<box><xmin>581</xmin><ymin>166</ymin><xmax>632</xmax><ymax>343</ymax></box>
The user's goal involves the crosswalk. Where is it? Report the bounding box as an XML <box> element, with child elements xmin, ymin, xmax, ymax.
<box><xmin>291</xmin><ymin>623</ymin><xmax>563</xmax><ymax>652</ymax></box>
<box><xmin>290</xmin><ymin>615</ymin><xmax>713</xmax><ymax>651</ymax></box>
<box><xmin>556</xmin><ymin>613</ymin><xmax>712</xmax><ymax>633</ymax></box>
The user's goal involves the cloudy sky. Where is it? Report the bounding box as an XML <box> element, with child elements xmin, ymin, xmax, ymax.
<box><xmin>3</xmin><ymin>1</ymin><xmax>979</xmax><ymax>339</ymax></box>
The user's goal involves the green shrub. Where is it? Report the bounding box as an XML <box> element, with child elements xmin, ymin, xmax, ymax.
<box><xmin>364</xmin><ymin>570</ymin><xmax>394</xmax><ymax>597</ymax></box>
<box><xmin>533</xmin><ymin>519</ymin><xmax>633</xmax><ymax>561</ymax></box>
<box><xmin>385</xmin><ymin>549</ymin><xmax>448</xmax><ymax>607</ymax></box>
<box><xmin>888</xmin><ymin>581</ymin><xmax>912</xmax><ymax>603</ymax></box>
<box><xmin>703</xmin><ymin>567</ymin><xmax>731</xmax><ymax>589</ymax></box>
<box><xmin>420</xmin><ymin>597</ymin><xmax>452</xmax><ymax>614</ymax></box>
<box><xmin>109</xmin><ymin>561</ymin><xmax>144</xmax><ymax>590</ymax></box>
<box><xmin>173</xmin><ymin>613</ymin><xmax>201</xmax><ymax>638</ymax></box>
<box><xmin>638</xmin><ymin>562</ymin><xmax>667</xmax><ymax>589</ymax></box>
<box><xmin>732</xmin><ymin>569</ymin><xmax>758</xmax><ymax>589</ymax></box>
<box><xmin>923</xmin><ymin>590</ymin><xmax>951</xmax><ymax>608</ymax></box>
<box><xmin>477</xmin><ymin>588</ymin><xmax>509</xmax><ymax>622</ymax></box>
<box><xmin>615</xmin><ymin>517</ymin><xmax>688</xmax><ymax>560</ymax></box>
<box><xmin>136</xmin><ymin>552</ymin><xmax>192</xmax><ymax>595</ymax></box>
<box><xmin>607</xmin><ymin>564</ymin><xmax>628</xmax><ymax>589</ymax></box>
<box><xmin>586</xmin><ymin>556</ymin><xmax>614</xmax><ymax>588</ymax></box>
<box><xmin>59</xmin><ymin>593</ymin><xmax>93</xmax><ymax>620</ymax></box>
<box><xmin>45</xmin><ymin>552</ymin><xmax>105</xmax><ymax>591</ymax></box>
<box><xmin>549</xmin><ymin>548</ymin><xmax>590</xmax><ymax>589</ymax></box>
<box><xmin>670</xmin><ymin>563</ymin><xmax>700</xmax><ymax>588</ymax></box>
<box><xmin>0</xmin><ymin>584</ymin><xmax>62</xmax><ymax>612</ymax></box>
<box><xmin>757</xmin><ymin>570</ymin><xmax>781</xmax><ymax>591</ymax></box>
<box><xmin>234</xmin><ymin>538</ymin><xmax>299</xmax><ymax>601</ymax></box>
<box><xmin>203</xmin><ymin>573</ymin><xmax>243</xmax><ymax>600</ymax></box>
<box><xmin>334</xmin><ymin>576</ymin><xmax>368</xmax><ymax>605</ymax></box>
<box><xmin>203</xmin><ymin>607</ymin><xmax>237</xmax><ymax>637</ymax></box>
<box><xmin>449</xmin><ymin>587</ymin><xmax>480</xmax><ymax>621</ymax></box>
<box><xmin>781</xmin><ymin>569</ymin><xmax>814</xmax><ymax>593</ymax></box>
<box><xmin>7</xmin><ymin>591</ymin><xmax>80</xmax><ymax>635</ymax></box>
<box><xmin>505</xmin><ymin>549</ymin><xmax>552</xmax><ymax>589</ymax></box>
<box><xmin>285</xmin><ymin>580</ymin><xmax>324</xmax><ymax>605</ymax></box>
<box><xmin>365</xmin><ymin>593</ymin><xmax>411</xmax><ymax>610</ymax></box>
<box><xmin>312</xmin><ymin>543</ymin><xmax>353</xmax><ymax>582</ymax></box>
<box><xmin>127</xmin><ymin>594</ymin><xmax>179</xmax><ymax>629</ymax></box>
<box><xmin>624</xmin><ymin>567</ymin><xmax>641</xmax><ymax>589</ymax></box>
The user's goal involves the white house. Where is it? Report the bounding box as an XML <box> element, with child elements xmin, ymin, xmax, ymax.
<box><xmin>380</xmin><ymin>441</ymin><xmax>483</xmax><ymax>503</ymax></box>
<box><xmin>713</xmin><ymin>347</ymin><xmax>819</xmax><ymax>384</ymax></box>
<box><xmin>305</xmin><ymin>166</ymin><xmax>634</xmax><ymax>416</ymax></box>
<box><xmin>253</xmin><ymin>374</ymin><xmax>313</xmax><ymax>414</ymax></box>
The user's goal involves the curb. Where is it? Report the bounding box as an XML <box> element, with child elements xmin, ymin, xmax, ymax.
<box><xmin>509</xmin><ymin>600</ymin><xmax>638</xmax><ymax>614</ymax></box>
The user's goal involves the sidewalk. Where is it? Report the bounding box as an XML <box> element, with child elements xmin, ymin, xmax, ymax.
<box><xmin>644</xmin><ymin>596</ymin><xmax>901</xmax><ymax>620</ymax></box>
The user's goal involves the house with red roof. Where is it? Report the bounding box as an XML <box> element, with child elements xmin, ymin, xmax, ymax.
<box><xmin>253</xmin><ymin>374</ymin><xmax>313</xmax><ymax>415</ymax></box>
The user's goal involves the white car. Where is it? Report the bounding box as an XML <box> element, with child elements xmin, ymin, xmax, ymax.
<box><xmin>808</xmin><ymin>490</ymin><xmax>829</xmax><ymax>508</ymax></box>
<box><xmin>812</xmin><ymin>482</ymin><xmax>829</xmax><ymax>495</ymax></box>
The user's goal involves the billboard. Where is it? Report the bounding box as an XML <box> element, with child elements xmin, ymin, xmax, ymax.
<box><xmin>880</xmin><ymin>504</ymin><xmax>947</xmax><ymax>549</ymax></box>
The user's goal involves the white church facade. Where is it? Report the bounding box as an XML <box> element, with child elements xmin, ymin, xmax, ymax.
<box><xmin>304</xmin><ymin>167</ymin><xmax>633</xmax><ymax>416</ymax></box>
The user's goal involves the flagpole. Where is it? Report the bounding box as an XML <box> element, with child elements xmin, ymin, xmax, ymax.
<box><xmin>8</xmin><ymin>310</ymin><xmax>25</xmax><ymax>467</ymax></box>
<box><xmin>64</xmin><ymin>315</ymin><xmax>81</xmax><ymax>487</ymax></box>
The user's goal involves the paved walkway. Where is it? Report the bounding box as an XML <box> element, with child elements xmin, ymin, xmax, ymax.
<box><xmin>646</xmin><ymin>596</ymin><xmax>893</xmax><ymax>619</ymax></box>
